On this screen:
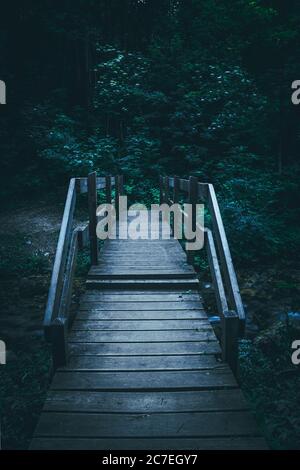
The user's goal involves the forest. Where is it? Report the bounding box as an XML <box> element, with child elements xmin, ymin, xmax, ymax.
<box><xmin>0</xmin><ymin>0</ymin><xmax>300</xmax><ymax>450</ymax></box>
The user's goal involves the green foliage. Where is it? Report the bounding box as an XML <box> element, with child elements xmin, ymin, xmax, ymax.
<box><xmin>0</xmin><ymin>233</ymin><xmax>49</xmax><ymax>278</ymax></box>
<box><xmin>0</xmin><ymin>1</ymin><xmax>299</xmax><ymax>265</ymax></box>
<box><xmin>1</xmin><ymin>0</ymin><xmax>300</xmax><ymax>450</ymax></box>
<box><xmin>75</xmin><ymin>249</ymin><xmax>91</xmax><ymax>277</ymax></box>
<box><xmin>0</xmin><ymin>336</ymin><xmax>52</xmax><ymax>449</ymax></box>
<box><xmin>240</xmin><ymin>322</ymin><xmax>300</xmax><ymax>449</ymax></box>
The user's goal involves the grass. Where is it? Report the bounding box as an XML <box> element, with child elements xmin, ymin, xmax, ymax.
<box><xmin>0</xmin><ymin>336</ymin><xmax>52</xmax><ymax>449</ymax></box>
<box><xmin>0</xmin><ymin>233</ymin><xmax>49</xmax><ymax>279</ymax></box>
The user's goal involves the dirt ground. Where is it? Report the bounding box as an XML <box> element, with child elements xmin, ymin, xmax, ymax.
<box><xmin>0</xmin><ymin>197</ymin><xmax>88</xmax><ymax>347</ymax></box>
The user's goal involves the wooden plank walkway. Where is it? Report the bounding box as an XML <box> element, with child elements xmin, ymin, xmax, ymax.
<box><xmin>31</xmin><ymin>215</ymin><xmax>267</xmax><ymax>450</ymax></box>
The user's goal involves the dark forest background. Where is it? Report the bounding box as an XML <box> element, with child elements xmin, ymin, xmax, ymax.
<box><xmin>1</xmin><ymin>0</ymin><xmax>300</xmax><ymax>266</ymax></box>
<box><xmin>0</xmin><ymin>0</ymin><xmax>300</xmax><ymax>449</ymax></box>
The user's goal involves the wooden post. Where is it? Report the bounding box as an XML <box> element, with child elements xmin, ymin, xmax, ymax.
<box><xmin>189</xmin><ymin>176</ymin><xmax>198</xmax><ymax>231</ymax></box>
<box><xmin>187</xmin><ymin>176</ymin><xmax>198</xmax><ymax>264</ymax></box>
<box><xmin>173</xmin><ymin>176</ymin><xmax>179</xmax><ymax>204</ymax></box>
<box><xmin>115</xmin><ymin>175</ymin><xmax>124</xmax><ymax>219</ymax></box>
<box><xmin>50</xmin><ymin>317</ymin><xmax>68</xmax><ymax>370</ymax></box>
<box><xmin>221</xmin><ymin>310</ymin><xmax>239</xmax><ymax>376</ymax></box>
<box><xmin>106</xmin><ymin>176</ymin><xmax>112</xmax><ymax>204</ymax></box>
<box><xmin>118</xmin><ymin>175</ymin><xmax>124</xmax><ymax>196</ymax></box>
<box><xmin>88</xmin><ymin>171</ymin><xmax>98</xmax><ymax>265</ymax></box>
<box><xmin>164</xmin><ymin>177</ymin><xmax>170</xmax><ymax>204</ymax></box>
<box><xmin>159</xmin><ymin>176</ymin><xmax>164</xmax><ymax>204</ymax></box>
<box><xmin>77</xmin><ymin>230</ymin><xmax>83</xmax><ymax>251</ymax></box>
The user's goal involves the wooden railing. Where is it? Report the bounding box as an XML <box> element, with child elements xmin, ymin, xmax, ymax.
<box><xmin>44</xmin><ymin>173</ymin><xmax>124</xmax><ymax>369</ymax></box>
<box><xmin>160</xmin><ymin>175</ymin><xmax>245</xmax><ymax>374</ymax></box>
<box><xmin>45</xmin><ymin>172</ymin><xmax>242</xmax><ymax>373</ymax></box>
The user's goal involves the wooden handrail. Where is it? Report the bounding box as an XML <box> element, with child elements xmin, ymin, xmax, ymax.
<box><xmin>161</xmin><ymin>175</ymin><xmax>243</xmax><ymax>373</ymax></box>
<box><xmin>76</xmin><ymin>176</ymin><xmax>116</xmax><ymax>194</ymax></box>
<box><xmin>207</xmin><ymin>184</ymin><xmax>245</xmax><ymax>324</ymax></box>
<box><xmin>44</xmin><ymin>178</ymin><xmax>77</xmax><ymax>331</ymax></box>
<box><xmin>44</xmin><ymin>173</ymin><xmax>123</xmax><ymax>368</ymax></box>
<box><xmin>163</xmin><ymin>175</ymin><xmax>245</xmax><ymax>323</ymax></box>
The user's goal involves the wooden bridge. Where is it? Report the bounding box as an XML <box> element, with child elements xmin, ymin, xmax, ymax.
<box><xmin>30</xmin><ymin>174</ymin><xmax>267</xmax><ymax>450</ymax></box>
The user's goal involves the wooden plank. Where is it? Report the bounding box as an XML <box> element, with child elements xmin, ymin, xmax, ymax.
<box><xmin>99</xmin><ymin>257</ymin><xmax>187</xmax><ymax>263</ymax></box>
<box><xmin>103</xmin><ymin>238</ymin><xmax>179</xmax><ymax>244</ymax></box>
<box><xmin>89</xmin><ymin>268</ymin><xmax>194</xmax><ymax>275</ymax></box>
<box><xmin>68</xmin><ymin>330</ymin><xmax>216</xmax><ymax>343</ymax></box>
<box><xmin>88</xmin><ymin>172</ymin><xmax>98</xmax><ymax>265</ymax></box>
<box><xmin>100</xmin><ymin>248</ymin><xmax>185</xmax><ymax>253</ymax></box>
<box><xmin>102</xmin><ymin>245</ymin><xmax>182</xmax><ymax>251</ymax></box>
<box><xmin>72</xmin><ymin>320</ymin><xmax>211</xmax><ymax>331</ymax></box>
<box><xmin>51</xmin><ymin>369</ymin><xmax>235</xmax><ymax>391</ymax></box>
<box><xmin>92</xmin><ymin>262</ymin><xmax>191</xmax><ymax>268</ymax></box>
<box><xmin>85</xmin><ymin>279</ymin><xmax>200</xmax><ymax>290</ymax></box>
<box><xmin>62</xmin><ymin>354</ymin><xmax>219</xmax><ymax>371</ymax></box>
<box><xmin>98</xmin><ymin>263</ymin><xmax>189</xmax><ymax>269</ymax></box>
<box><xmin>81</xmin><ymin>293</ymin><xmax>201</xmax><ymax>302</ymax></box>
<box><xmin>100</xmin><ymin>250</ymin><xmax>185</xmax><ymax>257</ymax></box>
<box><xmin>79</xmin><ymin>301</ymin><xmax>203</xmax><ymax>311</ymax></box>
<box><xmin>44</xmin><ymin>178</ymin><xmax>76</xmax><ymax>327</ymax></box>
<box><xmin>99</xmin><ymin>254</ymin><xmax>185</xmax><ymax>260</ymax></box>
<box><xmin>83</xmin><ymin>289</ymin><xmax>200</xmax><ymax>295</ymax></box>
<box><xmin>31</xmin><ymin>436</ymin><xmax>268</xmax><ymax>450</ymax></box>
<box><xmin>76</xmin><ymin>310</ymin><xmax>207</xmax><ymax>320</ymax></box>
<box><xmin>44</xmin><ymin>389</ymin><xmax>247</xmax><ymax>413</ymax></box>
<box><xmin>68</xmin><ymin>341</ymin><xmax>221</xmax><ymax>356</ymax></box>
<box><xmin>87</xmin><ymin>273</ymin><xmax>197</xmax><ymax>280</ymax></box>
<box><xmin>102</xmin><ymin>239</ymin><xmax>183</xmax><ymax>245</ymax></box>
<box><xmin>98</xmin><ymin>257</ymin><xmax>187</xmax><ymax>263</ymax></box>
<box><xmin>34</xmin><ymin>411</ymin><xmax>258</xmax><ymax>437</ymax></box>
<box><xmin>90</xmin><ymin>263</ymin><xmax>194</xmax><ymax>271</ymax></box>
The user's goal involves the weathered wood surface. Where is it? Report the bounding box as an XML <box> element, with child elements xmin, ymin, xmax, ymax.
<box><xmin>31</xmin><ymin>437</ymin><xmax>268</xmax><ymax>450</ymax></box>
<box><xmin>33</xmin><ymin>214</ymin><xmax>265</xmax><ymax>450</ymax></box>
<box><xmin>43</xmin><ymin>389</ymin><xmax>248</xmax><ymax>412</ymax></box>
<box><xmin>88</xmin><ymin>172</ymin><xmax>98</xmax><ymax>265</ymax></box>
<box><xmin>44</xmin><ymin>178</ymin><xmax>76</xmax><ymax>328</ymax></box>
<box><xmin>68</xmin><ymin>341</ymin><xmax>221</xmax><ymax>356</ymax></box>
